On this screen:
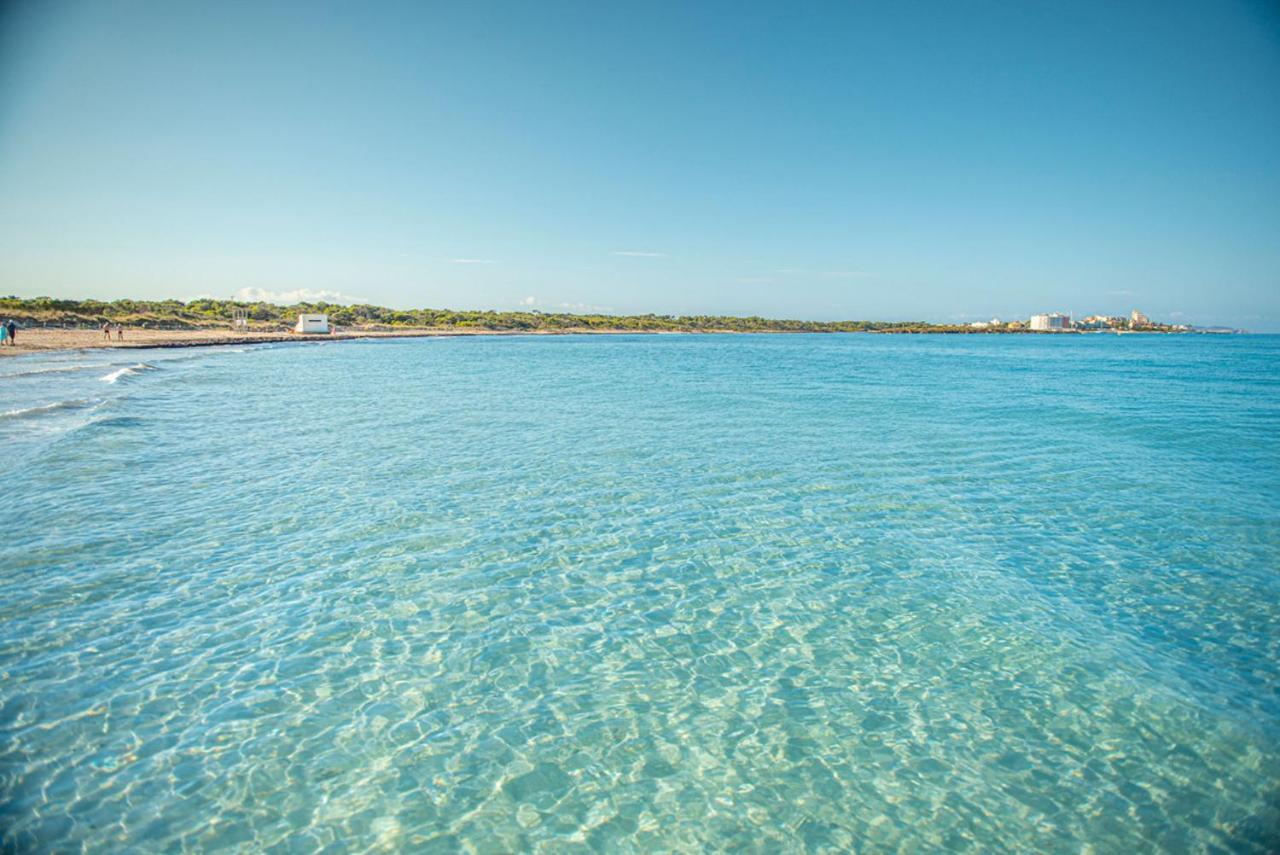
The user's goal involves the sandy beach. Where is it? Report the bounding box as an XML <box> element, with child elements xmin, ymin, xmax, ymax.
<box><xmin>0</xmin><ymin>326</ymin><xmax>646</xmax><ymax>356</ymax></box>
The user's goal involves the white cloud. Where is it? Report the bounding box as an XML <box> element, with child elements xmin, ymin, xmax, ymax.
<box><xmin>559</xmin><ymin>301</ymin><xmax>614</xmax><ymax>313</ymax></box>
<box><xmin>613</xmin><ymin>250</ymin><xmax>667</xmax><ymax>258</ymax></box>
<box><xmin>775</xmin><ymin>268</ymin><xmax>869</xmax><ymax>278</ymax></box>
<box><xmin>520</xmin><ymin>296</ymin><xmax>537</xmax><ymax>306</ymax></box>
<box><xmin>233</xmin><ymin>287</ymin><xmax>366</xmax><ymax>305</ymax></box>
<box><xmin>450</xmin><ymin>258</ymin><xmax>496</xmax><ymax>264</ymax></box>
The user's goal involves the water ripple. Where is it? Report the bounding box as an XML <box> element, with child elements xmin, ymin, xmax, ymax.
<box><xmin>1</xmin><ymin>334</ymin><xmax>1278</xmax><ymax>851</ymax></box>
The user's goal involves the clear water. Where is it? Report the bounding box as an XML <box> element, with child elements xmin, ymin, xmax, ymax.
<box><xmin>2</xmin><ymin>334</ymin><xmax>1278</xmax><ymax>852</ymax></box>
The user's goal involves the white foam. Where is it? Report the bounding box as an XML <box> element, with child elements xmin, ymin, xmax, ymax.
<box><xmin>100</xmin><ymin>363</ymin><xmax>156</xmax><ymax>384</ymax></box>
<box><xmin>0</xmin><ymin>398</ymin><xmax>96</xmax><ymax>421</ymax></box>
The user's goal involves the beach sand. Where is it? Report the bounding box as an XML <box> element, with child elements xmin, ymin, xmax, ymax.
<box><xmin>0</xmin><ymin>327</ymin><xmax>636</xmax><ymax>356</ymax></box>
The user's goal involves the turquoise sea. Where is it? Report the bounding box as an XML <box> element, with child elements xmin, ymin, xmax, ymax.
<box><xmin>1</xmin><ymin>333</ymin><xmax>1278</xmax><ymax>852</ymax></box>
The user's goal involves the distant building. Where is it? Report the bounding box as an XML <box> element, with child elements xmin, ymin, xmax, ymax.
<box><xmin>1131</xmin><ymin>309</ymin><xmax>1151</xmax><ymax>326</ymax></box>
<box><xmin>1029</xmin><ymin>313</ymin><xmax>1071</xmax><ymax>331</ymax></box>
<box><xmin>294</xmin><ymin>313</ymin><xmax>330</xmax><ymax>334</ymax></box>
<box><xmin>1076</xmin><ymin>315</ymin><xmax>1122</xmax><ymax>331</ymax></box>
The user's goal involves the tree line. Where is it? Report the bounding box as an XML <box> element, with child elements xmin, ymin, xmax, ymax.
<box><xmin>0</xmin><ymin>296</ymin><xmax>950</xmax><ymax>333</ymax></box>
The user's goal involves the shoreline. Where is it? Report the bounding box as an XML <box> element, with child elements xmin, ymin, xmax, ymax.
<box><xmin>0</xmin><ymin>325</ymin><xmax>1244</xmax><ymax>357</ymax></box>
<box><xmin>0</xmin><ymin>326</ymin><xmax>712</xmax><ymax>357</ymax></box>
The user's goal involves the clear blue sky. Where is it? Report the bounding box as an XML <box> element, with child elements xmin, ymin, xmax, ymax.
<box><xmin>2</xmin><ymin>1</ymin><xmax>1278</xmax><ymax>327</ymax></box>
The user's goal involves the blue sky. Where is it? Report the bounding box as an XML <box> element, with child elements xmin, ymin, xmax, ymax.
<box><xmin>1</xmin><ymin>1</ymin><xmax>1278</xmax><ymax>327</ymax></box>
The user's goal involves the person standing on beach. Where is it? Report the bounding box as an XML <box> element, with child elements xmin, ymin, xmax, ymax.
<box><xmin>0</xmin><ymin>321</ymin><xmax>8</xmax><ymax>347</ymax></box>
<box><xmin>102</xmin><ymin>321</ymin><xmax>111</xmax><ymax>340</ymax></box>
<box><xmin>5</xmin><ymin>320</ymin><xmax>15</xmax><ymax>346</ymax></box>
<box><xmin>116</xmin><ymin>324</ymin><xmax>124</xmax><ymax>341</ymax></box>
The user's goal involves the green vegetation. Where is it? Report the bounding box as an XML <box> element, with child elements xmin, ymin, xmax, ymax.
<box><xmin>1</xmin><ymin>296</ymin><xmax>1186</xmax><ymax>334</ymax></box>
<box><xmin>0</xmin><ymin>295</ymin><xmax>942</xmax><ymax>333</ymax></box>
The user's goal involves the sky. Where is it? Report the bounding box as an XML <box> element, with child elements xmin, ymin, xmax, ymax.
<box><xmin>1</xmin><ymin>1</ymin><xmax>1278</xmax><ymax>328</ymax></box>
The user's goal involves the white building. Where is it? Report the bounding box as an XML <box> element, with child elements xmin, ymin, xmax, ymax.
<box><xmin>1130</xmin><ymin>309</ymin><xmax>1150</xmax><ymax>326</ymax></box>
<box><xmin>1029</xmin><ymin>313</ymin><xmax>1071</xmax><ymax>331</ymax></box>
<box><xmin>294</xmin><ymin>313</ymin><xmax>330</xmax><ymax>334</ymax></box>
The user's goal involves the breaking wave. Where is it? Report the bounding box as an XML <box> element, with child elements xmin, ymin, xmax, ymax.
<box><xmin>0</xmin><ymin>398</ymin><xmax>98</xmax><ymax>421</ymax></box>
<box><xmin>100</xmin><ymin>363</ymin><xmax>157</xmax><ymax>384</ymax></box>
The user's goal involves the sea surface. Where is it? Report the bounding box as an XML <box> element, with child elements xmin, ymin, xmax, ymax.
<box><xmin>1</xmin><ymin>333</ymin><xmax>1278</xmax><ymax>852</ymax></box>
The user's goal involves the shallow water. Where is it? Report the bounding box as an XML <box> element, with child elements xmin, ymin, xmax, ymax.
<box><xmin>1</xmin><ymin>333</ymin><xmax>1278</xmax><ymax>851</ymax></box>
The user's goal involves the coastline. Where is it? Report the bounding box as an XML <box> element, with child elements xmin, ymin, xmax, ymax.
<box><xmin>0</xmin><ymin>326</ymin><xmax>709</xmax><ymax>357</ymax></box>
<box><xmin>0</xmin><ymin>325</ymin><xmax>1243</xmax><ymax>357</ymax></box>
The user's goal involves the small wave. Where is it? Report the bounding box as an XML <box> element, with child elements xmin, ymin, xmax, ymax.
<box><xmin>141</xmin><ymin>347</ymin><xmax>250</xmax><ymax>367</ymax></box>
<box><xmin>100</xmin><ymin>363</ymin><xmax>157</xmax><ymax>384</ymax></box>
<box><xmin>80</xmin><ymin>415</ymin><xmax>144</xmax><ymax>431</ymax></box>
<box><xmin>0</xmin><ymin>398</ymin><xmax>97</xmax><ymax>421</ymax></box>
<box><xmin>0</xmin><ymin>362</ymin><xmax>111</xmax><ymax>380</ymax></box>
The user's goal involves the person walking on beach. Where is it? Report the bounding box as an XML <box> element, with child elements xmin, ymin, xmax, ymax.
<box><xmin>5</xmin><ymin>320</ymin><xmax>15</xmax><ymax>347</ymax></box>
<box><xmin>115</xmin><ymin>324</ymin><xmax>124</xmax><ymax>341</ymax></box>
<box><xmin>102</xmin><ymin>321</ymin><xmax>111</xmax><ymax>340</ymax></box>
<box><xmin>0</xmin><ymin>321</ymin><xmax>8</xmax><ymax>347</ymax></box>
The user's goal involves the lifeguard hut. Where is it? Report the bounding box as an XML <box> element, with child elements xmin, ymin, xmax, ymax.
<box><xmin>231</xmin><ymin>308</ymin><xmax>249</xmax><ymax>333</ymax></box>
<box><xmin>294</xmin><ymin>313</ymin><xmax>330</xmax><ymax>334</ymax></box>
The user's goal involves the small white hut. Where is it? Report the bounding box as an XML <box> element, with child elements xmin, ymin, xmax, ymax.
<box><xmin>294</xmin><ymin>313</ymin><xmax>329</xmax><ymax>334</ymax></box>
